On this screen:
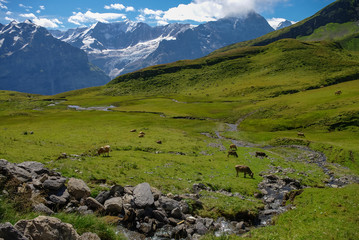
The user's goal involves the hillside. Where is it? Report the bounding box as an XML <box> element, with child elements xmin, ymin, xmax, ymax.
<box><xmin>215</xmin><ymin>0</ymin><xmax>359</xmax><ymax>53</ymax></box>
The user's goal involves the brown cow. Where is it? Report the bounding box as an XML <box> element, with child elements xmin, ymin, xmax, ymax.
<box><xmin>227</xmin><ymin>150</ymin><xmax>238</xmax><ymax>158</ymax></box>
<box><xmin>335</xmin><ymin>90</ymin><xmax>342</xmax><ymax>95</ymax></box>
<box><xmin>297</xmin><ymin>132</ymin><xmax>305</xmax><ymax>137</ymax></box>
<box><xmin>235</xmin><ymin>165</ymin><xmax>254</xmax><ymax>178</ymax></box>
<box><xmin>229</xmin><ymin>144</ymin><xmax>237</xmax><ymax>151</ymax></box>
<box><xmin>98</xmin><ymin>145</ymin><xmax>110</xmax><ymax>157</ymax></box>
<box><xmin>255</xmin><ymin>151</ymin><xmax>267</xmax><ymax>158</ymax></box>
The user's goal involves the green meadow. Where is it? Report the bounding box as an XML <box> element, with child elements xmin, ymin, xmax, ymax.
<box><xmin>1</xmin><ymin>38</ymin><xmax>359</xmax><ymax>239</ymax></box>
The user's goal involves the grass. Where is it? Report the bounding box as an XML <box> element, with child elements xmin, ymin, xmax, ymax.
<box><xmin>0</xmin><ymin>37</ymin><xmax>358</xmax><ymax>239</ymax></box>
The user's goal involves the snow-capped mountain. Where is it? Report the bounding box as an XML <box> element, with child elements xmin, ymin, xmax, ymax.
<box><xmin>54</xmin><ymin>13</ymin><xmax>274</xmax><ymax>77</ymax></box>
<box><xmin>54</xmin><ymin>20</ymin><xmax>192</xmax><ymax>77</ymax></box>
<box><xmin>0</xmin><ymin>20</ymin><xmax>109</xmax><ymax>95</ymax></box>
<box><xmin>267</xmin><ymin>18</ymin><xmax>294</xmax><ymax>30</ymax></box>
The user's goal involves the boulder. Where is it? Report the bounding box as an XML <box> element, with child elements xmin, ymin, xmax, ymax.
<box><xmin>0</xmin><ymin>159</ymin><xmax>32</xmax><ymax>183</ymax></box>
<box><xmin>170</xmin><ymin>207</ymin><xmax>183</xmax><ymax>219</ymax></box>
<box><xmin>0</xmin><ymin>222</ymin><xmax>28</xmax><ymax>240</ymax></box>
<box><xmin>17</xmin><ymin>162</ymin><xmax>49</xmax><ymax>176</ymax></box>
<box><xmin>195</xmin><ymin>221</ymin><xmax>208</xmax><ymax>235</ymax></box>
<box><xmin>33</xmin><ymin>203</ymin><xmax>54</xmax><ymax>215</ymax></box>
<box><xmin>67</xmin><ymin>178</ymin><xmax>90</xmax><ymax>200</ymax></box>
<box><xmin>85</xmin><ymin>197</ymin><xmax>105</xmax><ymax>212</ymax></box>
<box><xmin>14</xmin><ymin>216</ymin><xmax>80</xmax><ymax>240</ymax></box>
<box><xmin>158</xmin><ymin>196</ymin><xmax>180</xmax><ymax>212</ymax></box>
<box><xmin>104</xmin><ymin>197</ymin><xmax>123</xmax><ymax>215</ymax></box>
<box><xmin>95</xmin><ymin>191</ymin><xmax>110</xmax><ymax>204</ymax></box>
<box><xmin>43</xmin><ymin>177</ymin><xmax>66</xmax><ymax>191</ymax></box>
<box><xmin>133</xmin><ymin>183</ymin><xmax>154</xmax><ymax>208</ymax></box>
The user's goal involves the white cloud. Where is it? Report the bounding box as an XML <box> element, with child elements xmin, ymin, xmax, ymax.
<box><xmin>39</xmin><ymin>6</ymin><xmax>45</xmax><ymax>10</ymax></box>
<box><xmin>5</xmin><ymin>16</ymin><xmax>15</xmax><ymax>22</ymax></box>
<box><xmin>36</xmin><ymin>10</ymin><xmax>41</xmax><ymax>14</ymax></box>
<box><xmin>19</xmin><ymin>4</ymin><xmax>32</xmax><ymax>9</ymax></box>
<box><xmin>104</xmin><ymin>3</ymin><xmax>125</xmax><ymax>10</ymax></box>
<box><xmin>6</xmin><ymin>11</ymin><xmax>11</xmax><ymax>15</ymax></box>
<box><xmin>68</xmin><ymin>10</ymin><xmax>126</xmax><ymax>25</ymax></box>
<box><xmin>0</xmin><ymin>2</ymin><xmax>7</xmax><ymax>9</ymax></box>
<box><xmin>20</xmin><ymin>13</ymin><xmax>63</xmax><ymax>28</ymax></box>
<box><xmin>266</xmin><ymin>17</ymin><xmax>296</xmax><ymax>29</ymax></box>
<box><xmin>104</xmin><ymin>3</ymin><xmax>135</xmax><ymax>12</ymax></box>
<box><xmin>142</xmin><ymin>0</ymin><xmax>288</xmax><ymax>24</ymax></box>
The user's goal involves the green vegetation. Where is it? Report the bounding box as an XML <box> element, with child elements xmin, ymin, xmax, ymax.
<box><xmin>1</xmin><ymin>16</ymin><xmax>359</xmax><ymax>239</ymax></box>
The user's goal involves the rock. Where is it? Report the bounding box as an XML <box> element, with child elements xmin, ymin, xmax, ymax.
<box><xmin>204</xmin><ymin>218</ymin><xmax>214</xmax><ymax>228</ymax></box>
<box><xmin>0</xmin><ymin>159</ymin><xmax>32</xmax><ymax>183</ymax></box>
<box><xmin>14</xmin><ymin>216</ymin><xmax>80</xmax><ymax>240</ymax></box>
<box><xmin>0</xmin><ymin>222</ymin><xmax>28</xmax><ymax>240</ymax></box>
<box><xmin>171</xmin><ymin>224</ymin><xmax>187</xmax><ymax>239</ymax></box>
<box><xmin>133</xmin><ymin>183</ymin><xmax>154</xmax><ymax>208</ymax></box>
<box><xmin>150</xmin><ymin>187</ymin><xmax>161</xmax><ymax>201</ymax></box>
<box><xmin>138</xmin><ymin>222</ymin><xmax>152</xmax><ymax>234</ymax></box>
<box><xmin>158</xmin><ymin>196</ymin><xmax>179</xmax><ymax>212</ymax></box>
<box><xmin>77</xmin><ymin>206</ymin><xmax>93</xmax><ymax>215</ymax></box>
<box><xmin>95</xmin><ymin>191</ymin><xmax>110</xmax><ymax>204</ymax></box>
<box><xmin>179</xmin><ymin>201</ymin><xmax>190</xmax><ymax>214</ymax></box>
<box><xmin>236</xmin><ymin>221</ymin><xmax>245</xmax><ymax>230</ymax></box>
<box><xmin>79</xmin><ymin>232</ymin><xmax>101</xmax><ymax>240</ymax></box>
<box><xmin>33</xmin><ymin>203</ymin><xmax>54</xmax><ymax>215</ymax></box>
<box><xmin>85</xmin><ymin>197</ymin><xmax>105</xmax><ymax>212</ymax></box>
<box><xmin>153</xmin><ymin>210</ymin><xmax>169</xmax><ymax>223</ymax></box>
<box><xmin>67</xmin><ymin>178</ymin><xmax>90</xmax><ymax>200</ymax></box>
<box><xmin>122</xmin><ymin>194</ymin><xmax>134</xmax><ymax>205</ymax></box>
<box><xmin>104</xmin><ymin>197</ymin><xmax>123</xmax><ymax>215</ymax></box>
<box><xmin>124</xmin><ymin>186</ymin><xmax>134</xmax><ymax>194</ymax></box>
<box><xmin>17</xmin><ymin>162</ymin><xmax>49</xmax><ymax>176</ymax></box>
<box><xmin>186</xmin><ymin>216</ymin><xmax>196</xmax><ymax>224</ymax></box>
<box><xmin>110</xmin><ymin>185</ymin><xmax>124</xmax><ymax>197</ymax></box>
<box><xmin>170</xmin><ymin>207</ymin><xmax>183</xmax><ymax>219</ymax></box>
<box><xmin>43</xmin><ymin>177</ymin><xmax>66</xmax><ymax>191</ymax></box>
<box><xmin>195</xmin><ymin>221</ymin><xmax>208</xmax><ymax>235</ymax></box>
<box><xmin>49</xmin><ymin>195</ymin><xmax>67</xmax><ymax>205</ymax></box>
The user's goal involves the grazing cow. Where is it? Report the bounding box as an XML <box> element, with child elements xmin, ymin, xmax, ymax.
<box><xmin>98</xmin><ymin>145</ymin><xmax>110</xmax><ymax>157</ymax></box>
<box><xmin>235</xmin><ymin>165</ymin><xmax>254</xmax><ymax>178</ymax></box>
<box><xmin>229</xmin><ymin>144</ymin><xmax>237</xmax><ymax>151</ymax></box>
<box><xmin>255</xmin><ymin>151</ymin><xmax>267</xmax><ymax>158</ymax></box>
<box><xmin>227</xmin><ymin>150</ymin><xmax>238</xmax><ymax>158</ymax></box>
<box><xmin>130</xmin><ymin>129</ymin><xmax>137</xmax><ymax>132</ymax></box>
<box><xmin>335</xmin><ymin>90</ymin><xmax>342</xmax><ymax>95</ymax></box>
<box><xmin>138</xmin><ymin>133</ymin><xmax>145</xmax><ymax>138</ymax></box>
<box><xmin>297</xmin><ymin>132</ymin><xmax>305</xmax><ymax>137</ymax></box>
<box><xmin>156</xmin><ymin>140</ymin><xmax>162</xmax><ymax>144</ymax></box>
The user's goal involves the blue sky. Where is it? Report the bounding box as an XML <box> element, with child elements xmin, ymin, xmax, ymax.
<box><xmin>0</xmin><ymin>0</ymin><xmax>336</xmax><ymax>29</ymax></box>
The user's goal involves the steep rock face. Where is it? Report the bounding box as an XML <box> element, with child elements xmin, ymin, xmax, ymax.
<box><xmin>55</xmin><ymin>14</ymin><xmax>273</xmax><ymax>77</ymax></box>
<box><xmin>55</xmin><ymin>20</ymin><xmax>191</xmax><ymax>77</ymax></box>
<box><xmin>116</xmin><ymin>12</ymin><xmax>274</xmax><ymax>75</ymax></box>
<box><xmin>0</xmin><ymin>21</ymin><xmax>110</xmax><ymax>95</ymax></box>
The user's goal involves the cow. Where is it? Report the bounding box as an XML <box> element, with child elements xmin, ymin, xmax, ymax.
<box><xmin>235</xmin><ymin>165</ymin><xmax>254</xmax><ymax>178</ymax></box>
<box><xmin>255</xmin><ymin>151</ymin><xmax>267</xmax><ymax>158</ymax></box>
<box><xmin>227</xmin><ymin>150</ymin><xmax>238</xmax><ymax>158</ymax></box>
<box><xmin>130</xmin><ymin>129</ymin><xmax>137</xmax><ymax>132</ymax></box>
<box><xmin>229</xmin><ymin>144</ymin><xmax>237</xmax><ymax>151</ymax></box>
<box><xmin>335</xmin><ymin>90</ymin><xmax>342</xmax><ymax>95</ymax></box>
<box><xmin>98</xmin><ymin>145</ymin><xmax>110</xmax><ymax>157</ymax></box>
<box><xmin>297</xmin><ymin>132</ymin><xmax>305</xmax><ymax>137</ymax></box>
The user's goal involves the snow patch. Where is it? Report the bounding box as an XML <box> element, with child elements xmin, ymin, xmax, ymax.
<box><xmin>0</xmin><ymin>38</ymin><xmax>4</xmax><ymax>48</ymax></box>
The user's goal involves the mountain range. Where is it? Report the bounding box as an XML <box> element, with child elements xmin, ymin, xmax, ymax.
<box><xmin>52</xmin><ymin>12</ymin><xmax>275</xmax><ymax>77</ymax></box>
<box><xmin>0</xmin><ymin>20</ymin><xmax>110</xmax><ymax>95</ymax></box>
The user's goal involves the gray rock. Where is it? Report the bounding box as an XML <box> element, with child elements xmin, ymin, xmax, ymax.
<box><xmin>150</xmin><ymin>187</ymin><xmax>161</xmax><ymax>201</ymax></box>
<box><xmin>0</xmin><ymin>159</ymin><xmax>32</xmax><ymax>183</ymax></box>
<box><xmin>49</xmin><ymin>195</ymin><xmax>67</xmax><ymax>205</ymax></box>
<box><xmin>67</xmin><ymin>178</ymin><xmax>91</xmax><ymax>200</ymax></box>
<box><xmin>153</xmin><ymin>210</ymin><xmax>169</xmax><ymax>223</ymax></box>
<box><xmin>159</xmin><ymin>196</ymin><xmax>179</xmax><ymax>212</ymax></box>
<box><xmin>170</xmin><ymin>207</ymin><xmax>183</xmax><ymax>219</ymax></box>
<box><xmin>17</xmin><ymin>162</ymin><xmax>49</xmax><ymax>175</ymax></box>
<box><xmin>171</xmin><ymin>224</ymin><xmax>187</xmax><ymax>239</ymax></box>
<box><xmin>0</xmin><ymin>222</ymin><xmax>28</xmax><ymax>240</ymax></box>
<box><xmin>14</xmin><ymin>216</ymin><xmax>80</xmax><ymax>240</ymax></box>
<box><xmin>33</xmin><ymin>203</ymin><xmax>54</xmax><ymax>215</ymax></box>
<box><xmin>110</xmin><ymin>185</ymin><xmax>124</xmax><ymax>197</ymax></box>
<box><xmin>104</xmin><ymin>197</ymin><xmax>123</xmax><ymax>215</ymax></box>
<box><xmin>43</xmin><ymin>177</ymin><xmax>66</xmax><ymax>191</ymax></box>
<box><xmin>179</xmin><ymin>201</ymin><xmax>190</xmax><ymax>214</ymax></box>
<box><xmin>133</xmin><ymin>183</ymin><xmax>154</xmax><ymax>208</ymax></box>
<box><xmin>79</xmin><ymin>232</ymin><xmax>101</xmax><ymax>240</ymax></box>
<box><xmin>195</xmin><ymin>221</ymin><xmax>208</xmax><ymax>235</ymax></box>
<box><xmin>95</xmin><ymin>191</ymin><xmax>110</xmax><ymax>204</ymax></box>
<box><xmin>85</xmin><ymin>197</ymin><xmax>105</xmax><ymax>212</ymax></box>
<box><xmin>138</xmin><ymin>222</ymin><xmax>152</xmax><ymax>234</ymax></box>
